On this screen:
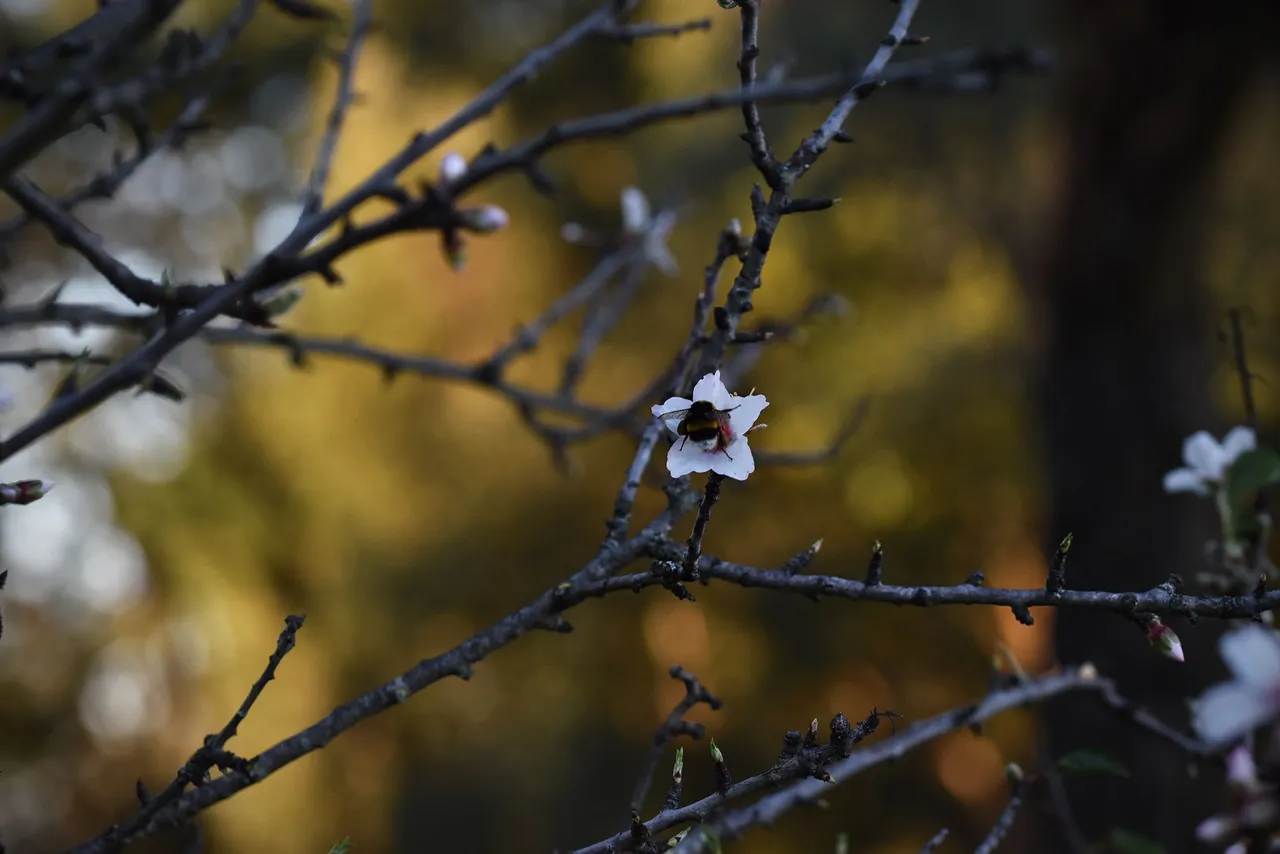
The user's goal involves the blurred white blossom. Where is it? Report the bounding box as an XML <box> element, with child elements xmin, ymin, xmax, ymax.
<box><xmin>619</xmin><ymin>186</ymin><xmax>678</xmax><ymax>276</ymax></box>
<box><xmin>1164</xmin><ymin>427</ymin><xmax>1256</xmax><ymax>495</ymax></box>
<box><xmin>1194</xmin><ymin>625</ymin><xmax>1280</xmax><ymax>749</ymax></box>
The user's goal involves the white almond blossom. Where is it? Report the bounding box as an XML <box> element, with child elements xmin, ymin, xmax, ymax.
<box><xmin>619</xmin><ymin>186</ymin><xmax>678</xmax><ymax>276</ymax></box>
<box><xmin>1196</xmin><ymin>742</ymin><xmax>1280</xmax><ymax>848</ymax></box>
<box><xmin>1193</xmin><ymin>625</ymin><xmax>1280</xmax><ymax>749</ymax></box>
<box><xmin>1164</xmin><ymin>427</ymin><xmax>1256</xmax><ymax>496</ymax></box>
<box><xmin>652</xmin><ymin>371</ymin><xmax>767</xmax><ymax>481</ymax></box>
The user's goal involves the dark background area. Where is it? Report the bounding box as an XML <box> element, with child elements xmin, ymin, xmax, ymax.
<box><xmin>1</xmin><ymin>0</ymin><xmax>1278</xmax><ymax>852</ymax></box>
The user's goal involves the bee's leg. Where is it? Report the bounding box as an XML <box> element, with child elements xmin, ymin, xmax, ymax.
<box><xmin>722</xmin><ymin>447</ymin><xmax>734</xmax><ymax>461</ymax></box>
<box><xmin>678</xmin><ymin>436</ymin><xmax>687</xmax><ymax>451</ymax></box>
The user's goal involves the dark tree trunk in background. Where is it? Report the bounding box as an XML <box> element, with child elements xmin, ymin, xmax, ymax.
<box><xmin>1029</xmin><ymin>0</ymin><xmax>1277</xmax><ymax>849</ymax></box>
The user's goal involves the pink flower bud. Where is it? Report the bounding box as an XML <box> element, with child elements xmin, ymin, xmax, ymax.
<box><xmin>0</xmin><ymin>479</ymin><xmax>54</xmax><ymax>505</ymax></box>
<box><xmin>1145</xmin><ymin>617</ymin><xmax>1184</xmax><ymax>662</ymax></box>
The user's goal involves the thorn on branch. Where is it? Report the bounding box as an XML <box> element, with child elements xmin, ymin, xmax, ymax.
<box><xmin>711</xmin><ymin>739</ymin><xmax>732</xmax><ymax>794</ymax></box>
<box><xmin>781</xmin><ymin>197</ymin><xmax>841</xmax><ymax>215</ymax></box>
<box><xmin>778</xmin><ymin>730</ymin><xmax>803</xmax><ymax>762</ymax></box>
<box><xmin>1045</xmin><ymin>532</ymin><xmax>1072</xmax><ymax>597</ymax></box>
<box><xmin>1011</xmin><ymin>602</ymin><xmax>1034</xmax><ymax>626</ymax></box>
<box><xmin>964</xmin><ymin>570</ymin><xmax>985</xmax><ymax>586</ymax></box>
<box><xmin>804</xmin><ymin>717</ymin><xmax>820</xmax><ymax>748</ymax></box>
<box><xmin>629</xmin><ymin>810</ymin><xmax>657</xmax><ymax>853</ymax></box>
<box><xmin>728</xmin><ymin>329</ymin><xmax>775</xmax><ymax>345</ymax></box>
<box><xmin>662</xmin><ymin>747</ymin><xmax>685</xmax><ymax>811</ymax></box>
<box><xmin>781</xmin><ymin>538</ymin><xmax>823</xmax><ymax>575</ymax></box>
<box><xmin>865</xmin><ymin>540</ymin><xmax>884</xmax><ymax>585</ymax></box>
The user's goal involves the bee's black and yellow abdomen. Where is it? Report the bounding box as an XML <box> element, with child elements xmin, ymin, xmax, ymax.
<box><xmin>683</xmin><ymin>421</ymin><xmax>721</xmax><ymax>443</ymax></box>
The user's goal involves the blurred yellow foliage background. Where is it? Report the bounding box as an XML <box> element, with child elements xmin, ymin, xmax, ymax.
<box><xmin>0</xmin><ymin>1</ymin><xmax>1277</xmax><ymax>853</ymax></box>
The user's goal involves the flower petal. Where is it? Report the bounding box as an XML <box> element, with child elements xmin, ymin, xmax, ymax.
<box><xmin>620</xmin><ymin>187</ymin><xmax>650</xmax><ymax>234</ymax></box>
<box><xmin>1222</xmin><ymin>426</ymin><xmax>1258</xmax><ymax>465</ymax></box>
<box><xmin>1196</xmin><ymin>815</ymin><xmax>1238</xmax><ymax>845</ymax></box>
<box><xmin>665</xmin><ymin>439</ymin><xmax>715</xmax><ymax>478</ymax></box>
<box><xmin>711</xmin><ymin>436</ymin><xmax>755</xmax><ymax>481</ymax></box>
<box><xmin>1193</xmin><ymin>682</ymin><xmax>1276</xmax><ymax>748</ymax></box>
<box><xmin>1184</xmin><ymin>430</ymin><xmax>1228</xmax><ymax>480</ymax></box>
<box><xmin>691</xmin><ymin>372</ymin><xmax>732</xmax><ymax>409</ymax></box>
<box><xmin>652</xmin><ymin>396</ymin><xmax>693</xmax><ymax>436</ymax></box>
<box><xmin>1221</xmin><ymin>625</ymin><xmax>1280</xmax><ymax>688</ymax></box>
<box><xmin>727</xmin><ymin>393</ymin><xmax>769</xmax><ymax>436</ymax></box>
<box><xmin>1162</xmin><ymin>467</ymin><xmax>1209</xmax><ymax>495</ymax></box>
<box><xmin>1226</xmin><ymin>743</ymin><xmax>1258</xmax><ymax>788</ymax></box>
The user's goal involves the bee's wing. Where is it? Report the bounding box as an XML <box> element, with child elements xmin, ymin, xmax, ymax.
<box><xmin>655</xmin><ymin>406</ymin><xmax>693</xmax><ymax>420</ymax></box>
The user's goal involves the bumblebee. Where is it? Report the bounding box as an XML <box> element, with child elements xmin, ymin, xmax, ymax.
<box><xmin>656</xmin><ymin>399</ymin><xmax>739</xmax><ymax>457</ymax></box>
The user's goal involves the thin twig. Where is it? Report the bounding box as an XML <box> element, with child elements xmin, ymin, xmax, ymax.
<box><xmin>974</xmin><ymin>776</ymin><xmax>1026</xmax><ymax>854</ymax></box>
<box><xmin>484</xmin><ymin>249</ymin><xmax>631</xmax><ymax>375</ymax></box>
<box><xmin>0</xmin><ymin>93</ymin><xmax>213</xmax><ymax>249</ymax></box>
<box><xmin>67</xmin><ymin>512</ymin><xmax>686</xmax><ymax>854</ymax></box>
<box><xmin>918</xmin><ymin>829</ymin><xmax>949</xmax><ymax>853</ymax></box>
<box><xmin>99</xmin><ymin>615</ymin><xmax>306</xmax><ymax>852</ymax></box>
<box><xmin>683</xmin><ymin>474</ymin><xmax>724</xmax><ymax>581</ymax></box>
<box><xmin>591</xmin><ymin>670</ymin><xmax>1102</xmax><ymax>854</ymax></box>
<box><xmin>0</xmin><ymin>0</ymin><xmax>186</xmax><ymax>181</ymax></box>
<box><xmin>298</xmin><ymin>0</ymin><xmax>373</xmax><ymax>220</ymax></box>
<box><xmin>630</xmin><ymin>666</ymin><xmax>723</xmax><ymax>814</ymax></box>
<box><xmin>735</xmin><ymin>0</ymin><xmax>779</xmax><ymax>184</ymax></box>
<box><xmin>600</xmin><ymin>19</ymin><xmax>712</xmax><ymax>43</ymax></box>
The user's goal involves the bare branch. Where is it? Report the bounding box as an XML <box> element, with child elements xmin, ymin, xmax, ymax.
<box><xmin>299</xmin><ymin>0</ymin><xmax>374</xmax><ymax>219</ymax></box>
<box><xmin>0</xmin><ymin>0</ymin><xmax>186</xmax><ymax>181</ymax></box>
<box><xmin>592</xmin><ymin>669</ymin><xmax>1101</xmax><ymax>854</ymax></box>
<box><xmin>97</xmin><ymin>615</ymin><xmax>306</xmax><ymax>852</ymax></box>
<box><xmin>974</xmin><ymin>770</ymin><xmax>1026</xmax><ymax>854</ymax></box>
<box><xmin>599</xmin><ymin>19</ymin><xmax>713</xmax><ymax>44</ymax></box>
<box><xmin>0</xmin><ymin>94</ymin><xmax>212</xmax><ymax>250</ymax></box>
<box><xmin>630</xmin><ymin>666</ymin><xmax>723</xmax><ymax>814</ymax></box>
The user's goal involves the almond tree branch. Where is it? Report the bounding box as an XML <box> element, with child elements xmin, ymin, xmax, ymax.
<box><xmin>0</xmin><ymin>176</ymin><xmax>252</xmax><ymax>316</ymax></box>
<box><xmin>105</xmin><ymin>615</ymin><xmax>306</xmax><ymax>851</ymax></box>
<box><xmin>696</xmin><ymin>0</ymin><xmax>923</xmax><ymax>381</ymax></box>
<box><xmin>0</xmin><ymin>93</ymin><xmax>212</xmax><ymax>249</ymax></box>
<box><xmin>624</xmin><ymin>545</ymin><xmax>1280</xmax><ymax>623</ymax></box>
<box><xmin>0</xmin><ymin>0</ymin><xmax>642</xmax><ymax>464</ymax></box>
<box><xmin>0</xmin><ymin>0</ymin><xmax>186</xmax><ymax>181</ymax></box>
<box><xmin>735</xmin><ymin>0</ymin><xmax>780</xmax><ymax>185</ymax></box>
<box><xmin>298</xmin><ymin>0</ymin><xmax>373</xmax><ymax>219</ymax></box>
<box><xmin>0</xmin><ymin>35</ymin><xmax>1048</xmax><ymax>466</ymax></box>
<box><xmin>630</xmin><ymin>666</ymin><xmax>723</xmax><ymax>814</ymax></box>
<box><xmin>973</xmin><ymin>775</ymin><xmax>1027</xmax><ymax>854</ymax></box>
<box><xmin>66</xmin><ymin>505</ymin><xmax>695</xmax><ymax>854</ymax></box>
<box><xmin>581</xmin><ymin>669</ymin><xmax>1100</xmax><ymax>854</ymax></box>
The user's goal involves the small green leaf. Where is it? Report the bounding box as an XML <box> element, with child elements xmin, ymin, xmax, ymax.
<box><xmin>328</xmin><ymin>838</ymin><xmax>353</xmax><ymax>854</ymax></box>
<box><xmin>1106</xmin><ymin>828</ymin><xmax>1164</xmax><ymax>854</ymax></box>
<box><xmin>1226</xmin><ymin>447</ymin><xmax>1280</xmax><ymax>511</ymax></box>
<box><xmin>1056</xmin><ymin>749</ymin><xmax>1129</xmax><ymax>779</ymax></box>
<box><xmin>699</xmin><ymin>827</ymin><xmax>722</xmax><ymax>854</ymax></box>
